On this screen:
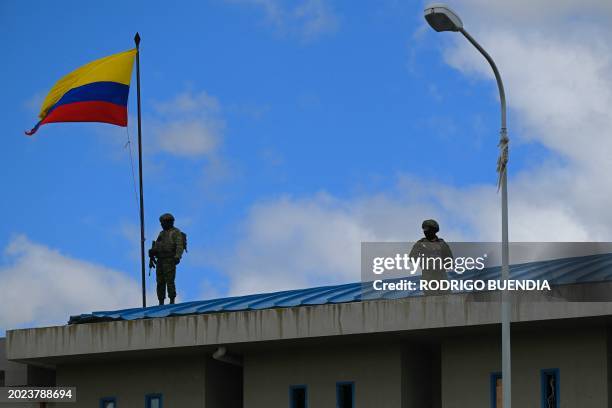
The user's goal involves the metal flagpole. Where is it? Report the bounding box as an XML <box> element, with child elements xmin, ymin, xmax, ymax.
<box><xmin>134</xmin><ymin>32</ymin><xmax>147</xmax><ymax>308</ymax></box>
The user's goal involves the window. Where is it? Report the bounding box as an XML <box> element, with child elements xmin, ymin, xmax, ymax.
<box><xmin>146</xmin><ymin>393</ymin><xmax>163</xmax><ymax>408</ymax></box>
<box><xmin>100</xmin><ymin>397</ymin><xmax>117</xmax><ymax>408</ymax></box>
<box><xmin>490</xmin><ymin>373</ymin><xmax>502</xmax><ymax>408</ymax></box>
<box><xmin>289</xmin><ymin>385</ymin><xmax>307</xmax><ymax>408</ymax></box>
<box><xmin>541</xmin><ymin>369</ymin><xmax>560</xmax><ymax>408</ymax></box>
<box><xmin>336</xmin><ymin>381</ymin><xmax>354</xmax><ymax>408</ymax></box>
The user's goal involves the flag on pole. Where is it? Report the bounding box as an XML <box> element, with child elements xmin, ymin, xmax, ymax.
<box><xmin>26</xmin><ymin>49</ymin><xmax>137</xmax><ymax>135</ymax></box>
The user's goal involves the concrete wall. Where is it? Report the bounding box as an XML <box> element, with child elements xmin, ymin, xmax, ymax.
<box><xmin>51</xmin><ymin>353</ymin><xmax>244</xmax><ymax>408</ymax></box>
<box><xmin>205</xmin><ymin>357</ymin><xmax>243</xmax><ymax>408</ymax></box>
<box><xmin>243</xmin><ymin>343</ymin><xmax>423</xmax><ymax>408</ymax></box>
<box><xmin>26</xmin><ymin>364</ymin><xmax>55</xmax><ymax>386</ymax></box>
<box><xmin>441</xmin><ymin>326</ymin><xmax>608</xmax><ymax>408</ymax></box>
<box><xmin>402</xmin><ymin>344</ymin><xmax>441</xmax><ymax>408</ymax></box>
<box><xmin>54</xmin><ymin>355</ymin><xmax>207</xmax><ymax>408</ymax></box>
<box><xmin>44</xmin><ymin>340</ymin><xmax>435</xmax><ymax>408</ymax></box>
<box><xmin>9</xmin><ymin>294</ymin><xmax>612</xmax><ymax>362</ymax></box>
<box><xmin>0</xmin><ymin>337</ymin><xmax>54</xmax><ymax>387</ymax></box>
<box><xmin>0</xmin><ymin>338</ymin><xmax>26</xmax><ymax>386</ymax></box>
<box><xmin>5</xmin><ymin>325</ymin><xmax>608</xmax><ymax>408</ymax></box>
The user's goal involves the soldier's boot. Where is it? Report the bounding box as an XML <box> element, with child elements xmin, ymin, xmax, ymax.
<box><xmin>158</xmin><ymin>298</ymin><xmax>165</xmax><ymax>306</ymax></box>
<box><xmin>169</xmin><ymin>298</ymin><xmax>175</xmax><ymax>304</ymax></box>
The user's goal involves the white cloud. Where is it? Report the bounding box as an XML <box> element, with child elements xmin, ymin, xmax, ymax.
<box><xmin>218</xmin><ymin>172</ymin><xmax>596</xmax><ymax>295</ymax></box>
<box><xmin>218</xmin><ymin>193</ymin><xmax>375</xmax><ymax>294</ymax></box>
<box><xmin>437</xmin><ymin>0</ymin><xmax>612</xmax><ymax>233</ymax></box>
<box><xmin>0</xmin><ymin>236</ymin><xmax>146</xmax><ymax>333</ymax></box>
<box><xmin>155</xmin><ymin>119</ymin><xmax>221</xmax><ymax>157</ymax></box>
<box><xmin>147</xmin><ymin>90</ymin><xmax>225</xmax><ymax>159</ymax></box>
<box><xmin>442</xmin><ymin>0</ymin><xmax>612</xmax><ymax>23</ymax></box>
<box><xmin>154</xmin><ymin>90</ymin><xmax>220</xmax><ymax>115</ymax></box>
<box><xmin>443</xmin><ymin>28</ymin><xmax>612</xmax><ymax>169</ymax></box>
<box><xmin>226</xmin><ymin>0</ymin><xmax>338</xmax><ymax>41</ymax></box>
<box><xmin>214</xmin><ymin>1</ymin><xmax>612</xmax><ymax>295</ymax></box>
<box><xmin>294</xmin><ymin>0</ymin><xmax>339</xmax><ymax>41</ymax></box>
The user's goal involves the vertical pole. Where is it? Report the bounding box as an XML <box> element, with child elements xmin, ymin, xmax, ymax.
<box><xmin>500</xmin><ymin>168</ymin><xmax>511</xmax><ymax>408</ymax></box>
<box><xmin>134</xmin><ymin>32</ymin><xmax>147</xmax><ymax>308</ymax></box>
<box><xmin>460</xmin><ymin>28</ymin><xmax>511</xmax><ymax>408</ymax></box>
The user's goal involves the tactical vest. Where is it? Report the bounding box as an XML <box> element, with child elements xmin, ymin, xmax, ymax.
<box><xmin>155</xmin><ymin>228</ymin><xmax>182</xmax><ymax>258</ymax></box>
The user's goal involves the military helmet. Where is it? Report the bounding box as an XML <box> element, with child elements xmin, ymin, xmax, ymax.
<box><xmin>422</xmin><ymin>219</ymin><xmax>439</xmax><ymax>232</ymax></box>
<box><xmin>159</xmin><ymin>213</ymin><xmax>175</xmax><ymax>222</ymax></box>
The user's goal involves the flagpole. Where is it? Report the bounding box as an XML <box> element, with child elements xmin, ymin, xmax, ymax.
<box><xmin>134</xmin><ymin>32</ymin><xmax>147</xmax><ymax>308</ymax></box>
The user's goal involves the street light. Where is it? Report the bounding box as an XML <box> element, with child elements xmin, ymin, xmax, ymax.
<box><xmin>424</xmin><ymin>3</ymin><xmax>463</xmax><ymax>32</ymax></box>
<box><xmin>424</xmin><ymin>4</ymin><xmax>512</xmax><ymax>408</ymax></box>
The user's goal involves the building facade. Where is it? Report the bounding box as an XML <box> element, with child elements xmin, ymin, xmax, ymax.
<box><xmin>7</xmin><ymin>291</ymin><xmax>612</xmax><ymax>407</ymax></box>
<box><xmin>6</xmin><ymin>255</ymin><xmax>612</xmax><ymax>407</ymax></box>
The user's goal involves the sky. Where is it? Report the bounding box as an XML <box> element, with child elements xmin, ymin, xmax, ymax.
<box><xmin>1</xmin><ymin>0</ymin><xmax>612</xmax><ymax>333</ymax></box>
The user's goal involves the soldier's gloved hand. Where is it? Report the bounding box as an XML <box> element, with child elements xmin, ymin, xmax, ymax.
<box><xmin>149</xmin><ymin>259</ymin><xmax>156</xmax><ymax>269</ymax></box>
<box><xmin>174</xmin><ymin>257</ymin><xmax>181</xmax><ymax>265</ymax></box>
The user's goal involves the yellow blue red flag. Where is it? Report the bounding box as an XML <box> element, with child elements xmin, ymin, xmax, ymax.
<box><xmin>26</xmin><ymin>49</ymin><xmax>136</xmax><ymax>135</ymax></box>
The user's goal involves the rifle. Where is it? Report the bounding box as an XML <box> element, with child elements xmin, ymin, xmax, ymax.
<box><xmin>148</xmin><ymin>240</ymin><xmax>157</xmax><ymax>276</ymax></box>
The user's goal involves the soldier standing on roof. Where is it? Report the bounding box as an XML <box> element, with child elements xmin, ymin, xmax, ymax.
<box><xmin>410</xmin><ymin>219</ymin><xmax>453</xmax><ymax>295</ymax></box>
<box><xmin>149</xmin><ymin>213</ymin><xmax>185</xmax><ymax>305</ymax></box>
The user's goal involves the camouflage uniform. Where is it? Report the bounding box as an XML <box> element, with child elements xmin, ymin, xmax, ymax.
<box><xmin>150</xmin><ymin>214</ymin><xmax>185</xmax><ymax>304</ymax></box>
<box><xmin>410</xmin><ymin>219</ymin><xmax>453</xmax><ymax>295</ymax></box>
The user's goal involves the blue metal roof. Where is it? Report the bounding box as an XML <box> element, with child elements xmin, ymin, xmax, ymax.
<box><xmin>68</xmin><ymin>253</ymin><xmax>612</xmax><ymax>324</ymax></box>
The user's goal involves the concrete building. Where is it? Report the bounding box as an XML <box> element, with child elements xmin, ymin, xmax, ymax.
<box><xmin>6</xmin><ymin>253</ymin><xmax>612</xmax><ymax>407</ymax></box>
<box><xmin>0</xmin><ymin>337</ymin><xmax>56</xmax><ymax>408</ymax></box>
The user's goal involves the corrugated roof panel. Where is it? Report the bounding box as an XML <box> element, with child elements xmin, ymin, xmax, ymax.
<box><xmin>68</xmin><ymin>253</ymin><xmax>612</xmax><ymax>324</ymax></box>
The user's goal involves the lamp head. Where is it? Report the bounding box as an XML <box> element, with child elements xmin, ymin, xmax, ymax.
<box><xmin>424</xmin><ymin>4</ymin><xmax>463</xmax><ymax>32</ymax></box>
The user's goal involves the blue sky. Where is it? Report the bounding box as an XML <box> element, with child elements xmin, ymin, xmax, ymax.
<box><xmin>2</xmin><ymin>0</ymin><xmax>611</xmax><ymax>331</ymax></box>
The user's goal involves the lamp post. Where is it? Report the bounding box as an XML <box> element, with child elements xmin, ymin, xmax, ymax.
<box><xmin>423</xmin><ymin>4</ymin><xmax>511</xmax><ymax>407</ymax></box>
